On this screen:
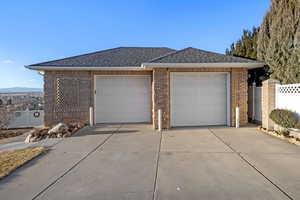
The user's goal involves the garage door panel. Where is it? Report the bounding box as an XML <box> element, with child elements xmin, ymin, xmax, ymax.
<box><xmin>95</xmin><ymin>76</ymin><xmax>151</xmax><ymax>123</ymax></box>
<box><xmin>171</xmin><ymin>72</ymin><xmax>228</xmax><ymax>127</ymax></box>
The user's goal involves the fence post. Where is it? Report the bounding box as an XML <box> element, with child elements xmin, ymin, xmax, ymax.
<box><xmin>262</xmin><ymin>79</ymin><xmax>280</xmax><ymax>130</ymax></box>
<box><xmin>275</xmin><ymin>84</ymin><xmax>279</xmax><ymax>109</ymax></box>
<box><xmin>252</xmin><ymin>82</ymin><xmax>256</xmax><ymax>121</ymax></box>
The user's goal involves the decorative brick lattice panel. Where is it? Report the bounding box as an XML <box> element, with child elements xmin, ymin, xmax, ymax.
<box><xmin>278</xmin><ymin>85</ymin><xmax>300</xmax><ymax>94</ymax></box>
<box><xmin>44</xmin><ymin>72</ymin><xmax>92</xmax><ymax>126</ymax></box>
<box><xmin>55</xmin><ymin>78</ymin><xmax>63</xmax><ymax>113</ymax></box>
<box><xmin>55</xmin><ymin>78</ymin><xmax>80</xmax><ymax>113</ymax></box>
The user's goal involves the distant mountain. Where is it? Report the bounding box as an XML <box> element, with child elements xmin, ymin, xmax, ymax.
<box><xmin>0</xmin><ymin>87</ymin><xmax>43</xmax><ymax>93</ymax></box>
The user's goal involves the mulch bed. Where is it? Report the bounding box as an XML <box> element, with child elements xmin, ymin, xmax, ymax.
<box><xmin>258</xmin><ymin>126</ymin><xmax>300</xmax><ymax>146</ymax></box>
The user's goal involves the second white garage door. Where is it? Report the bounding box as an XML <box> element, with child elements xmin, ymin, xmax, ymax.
<box><xmin>95</xmin><ymin>75</ymin><xmax>151</xmax><ymax>123</ymax></box>
<box><xmin>170</xmin><ymin>72</ymin><xmax>229</xmax><ymax>127</ymax></box>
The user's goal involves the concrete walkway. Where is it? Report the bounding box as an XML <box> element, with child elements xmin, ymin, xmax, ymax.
<box><xmin>1</xmin><ymin>125</ymin><xmax>300</xmax><ymax>200</ymax></box>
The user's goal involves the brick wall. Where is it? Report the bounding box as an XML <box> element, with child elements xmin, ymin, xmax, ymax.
<box><xmin>152</xmin><ymin>69</ymin><xmax>170</xmax><ymax>129</ymax></box>
<box><xmin>231</xmin><ymin>69</ymin><xmax>248</xmax><ymax>126</ymax></box>
<box><xmin>262</xmin><ymin>79</ymin><xmax>280</xmax><ymax>130</ymax></box>
<box><xmin>151</xmin><ymin>68</ymin><xmax>248</xmax><ymax>129</ymax></box>
<box><xmin>44</xmin><ymin>68</ymin><xmax>248</xmax><ymax>128</ymax></box>
<box><xmin>44</xmin><ymin>71</ymin><xmax>92</xmax><ymax>126</ymax></box>
<box><xmin>44</xmin><ymin>70</ymin><xmax>152</xmax><ymax>126</ymax></box>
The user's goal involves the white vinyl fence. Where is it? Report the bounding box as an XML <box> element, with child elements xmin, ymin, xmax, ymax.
<box><xmin>8</xmin><ymin>110</ymin><xmax>44</xmax><ymax>129</ymax></box>
<box><xmin>276</xmin><ymin>84</ymin><xmax>300</xmax><ymax>119</ymax></box>
<box><xmin>248</xmin><ymin>85</ymin><xmax>262</xmax><ymax>122</ymax></box>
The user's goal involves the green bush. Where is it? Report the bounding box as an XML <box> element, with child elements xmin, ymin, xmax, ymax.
<box><xmin>269</xmin><ymin>109</ymin><xmax>298</xmax><ymax>128</ymax></box>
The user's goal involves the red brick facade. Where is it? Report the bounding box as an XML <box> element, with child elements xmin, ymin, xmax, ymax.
<box><xmin>44</xmin><ymin>68</ymin><xmax>248</xmax><ymax>129</ymax></box>
<box><xmin>261</xmin><ymin>79</ymin><xmax>280</xmax><ymax>130</ymax></box>
<box><xmin>44</xmin><ymin>71</ymin><xmax>92</xmax><ymax>126</ymax></box>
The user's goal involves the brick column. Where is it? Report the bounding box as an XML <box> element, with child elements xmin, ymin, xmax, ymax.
<box><xmin>231</xmin><ymin>69</ymin><xmax>248</xmax><ymax>126</ymax></box>
<box><xmin>152</xmin><ymin>69</ymin><xmax>170</xmax><ymax>129</ymax></box>
<box><xmin>262</xmin><ymin>79</ymin><xmax>280</xmax><ymax>130</ymax></box>
<box><xmin>44</xmin><ymin>72</ymin><xmax>55</xmax><ymax>126</ymax></box>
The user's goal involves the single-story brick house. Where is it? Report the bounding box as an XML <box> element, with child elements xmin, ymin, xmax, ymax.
<box><xmin>26</xmin><ymin>47</ymin><xmax>264</xmax><ymax>129</ymax></box>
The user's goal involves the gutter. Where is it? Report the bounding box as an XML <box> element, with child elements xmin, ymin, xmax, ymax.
<box><xmin>25</xmin><ymin>66</ymin><xmax>148</xmax><ymax>71</ymax></box>
<box><xmin>25</xmin><ymin>62</ymin><xmax>265</xmax><ymax>71</ymax></box>
<box><xmin>141</xmin><ymin>62</ymin><xmax>265</xmax><ymax>69</ymax></box>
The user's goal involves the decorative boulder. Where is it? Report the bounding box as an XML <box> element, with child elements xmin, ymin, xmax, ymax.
<box><xmin>48</xmin><ymin>123</ymin><xmax>68</xmax><ymax>134</ymax></box>
<box><xmin>24</xmin><ymin>133</ymin><xmax>33</xmax><ymax>143</ymax></box>
<box><xmin>24</xmin><ymin>122</ymin><xmax>85</xmax><ymax>143</ymax></box>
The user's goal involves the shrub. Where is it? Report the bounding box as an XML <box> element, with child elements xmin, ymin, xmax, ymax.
<box><xmin>294</xmin><ymin>122</ymin><xmax>300</xmax><ymax>129</ymax></box>
<box><xmin>269</xmin><ymin>109</ymin><xmax>298</xmax><ymax>128</ymax></box>
<box><xmin>279</xmin><ymin>129</ymin><xmax>290</xmax><ymax>137</ymax></box>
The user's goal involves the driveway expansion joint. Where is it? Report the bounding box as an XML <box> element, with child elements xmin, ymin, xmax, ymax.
<box><xmin>31</xmin><ymin>125</ymin><xmax>122</xmax><ymax>200</ymax></box>
<box><xmin>161</xmin><ymin>151</ymin><xmax>235</xmax><ymax>154</ymax></box>
<box><xmin>152</xmin><ymin>130</ymin><xmax>163</xmax><ymax>200</ymax></box>
<box><xmin>208</xmin><ymin>128</ymin><xmax>294</xmax><ymax>200</ymax></box>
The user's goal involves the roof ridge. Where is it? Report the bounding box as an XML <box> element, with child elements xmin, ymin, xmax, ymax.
<box><xmin>147</xmin><ymin>47</ymin><xmax>191</xmax><ymax>62</ymax></box>
<box><xmin>118</xmin><ymin>46</ymin><xmax>174</xmax><ymax>49</ymax></box>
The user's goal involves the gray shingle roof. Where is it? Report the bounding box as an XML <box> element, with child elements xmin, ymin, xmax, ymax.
<box><xmin>29</xmin><ymin>47</ymin><xmax>261</xmax><ymax>69</ymax></box>
<box><xmin>149</xmin><ymin>47</ymin><xmax>260</xmax><ymax>63</ymax></box>
<box><xmin>29</xmin><ymin>47</ymin><xmax>176</xmax><ymax>67</ymax></box>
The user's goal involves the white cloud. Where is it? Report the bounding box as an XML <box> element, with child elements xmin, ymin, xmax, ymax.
<box><xmin>2</xmin><ymin>59</ymin><xmax>14</xmax><ymax>64</ymax></box>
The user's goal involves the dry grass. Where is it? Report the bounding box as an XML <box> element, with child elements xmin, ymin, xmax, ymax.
<box><xmin>0</xmin><ymin>147</ymin><xmax>46</xmax><ymax>179</ymax></box>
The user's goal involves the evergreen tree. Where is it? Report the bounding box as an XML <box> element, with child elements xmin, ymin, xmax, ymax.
<box><xmin>226</xmin><ymin>27</ymin><xmax>268</xmax><ymax>86</ymax></box>
<box><xmin>226</xmin><ymin>27</ymin><xmax>260</xmax><ymax>60</ymax></box>
<box><xmin>257</xmin><ymin>0</ymin><xmax>300</xmax><ymax>84</ymax></box>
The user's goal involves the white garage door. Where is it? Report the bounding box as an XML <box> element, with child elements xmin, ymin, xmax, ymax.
<box><xmin>170</xmin><ymin>72</ymin><xmax>229</xmax><ymax>127</ymax></box>
<box><xmin>95</xmin><ymin>75</ymin><xmax>151</xmax><ymax>123</ymax></box>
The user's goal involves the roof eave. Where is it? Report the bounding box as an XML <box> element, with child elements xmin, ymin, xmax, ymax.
<box><xmin>25</xmin><ymin>66</ymin><xmax>148</xmax><ymax>71</ymax></box>
<box><xmin>25</xmin><ymin>62</ymin><xmax>265</xmax><ymax>71</ymax></box>
<box><xmin>141</xmin><ymin>62</ymin><xmax>265</xmax><ymax>69</ymax></box>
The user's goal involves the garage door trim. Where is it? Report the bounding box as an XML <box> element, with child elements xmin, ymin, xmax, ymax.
<box><xmin>94</xmin><ymin>75</ymin><xmax>152</xmax><ymax>124</ymax></box>
<box><xmin>170</xmin><ymin>72</ymin><xmax>231</xmax><ymax>127</ymax></box>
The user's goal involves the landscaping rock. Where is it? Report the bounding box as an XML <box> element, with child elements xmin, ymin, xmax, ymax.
<box><xmin>48</xmin><ymin>123</ymin><xmax>68</xmax><ymax>134</ymax></box>
<box><xmin>290</xmin><ymin>130</ymin><xmax>300</xmax><ymax>140</ymax></box>
<box><xmin>29</xmin><ymin>136</ymin><xmax>39</xmax><ymax>143</ymax></box>
<box><xmin>24</xmin><ymin>133</ymin><xmax>32</xmax><ymax>143</ymax></box>
<box><xmin>24</xmin><ymin>122</ymin><xmax>85</xmax><ymax>143</ymax></box>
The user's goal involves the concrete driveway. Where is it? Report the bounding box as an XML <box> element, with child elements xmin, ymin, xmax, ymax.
<box><xmin>1</xmin><ymin>124</ymin><xmax>300</xmax><ymax>200</ymax></box>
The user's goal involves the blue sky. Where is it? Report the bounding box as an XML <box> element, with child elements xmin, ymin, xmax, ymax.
<box><xmin>0</xmin><ymin>0</ymin><xmax>270</xmax><ymax>88</ymax></box>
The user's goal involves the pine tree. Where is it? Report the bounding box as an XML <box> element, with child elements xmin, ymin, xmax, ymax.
<box><xmin>257</xmin><ymin>0</ymin><xmax>300</xmax><ymax>84</ymax></box>
<box><xmin>226</xmin><ymin>27</ymin><xmax>259</xmax><ymax>60</ymax></box>
<box><xmin>226</xmin><ymin>27</ymin><xmax>268</xmax><ymax>86</ymax></box>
